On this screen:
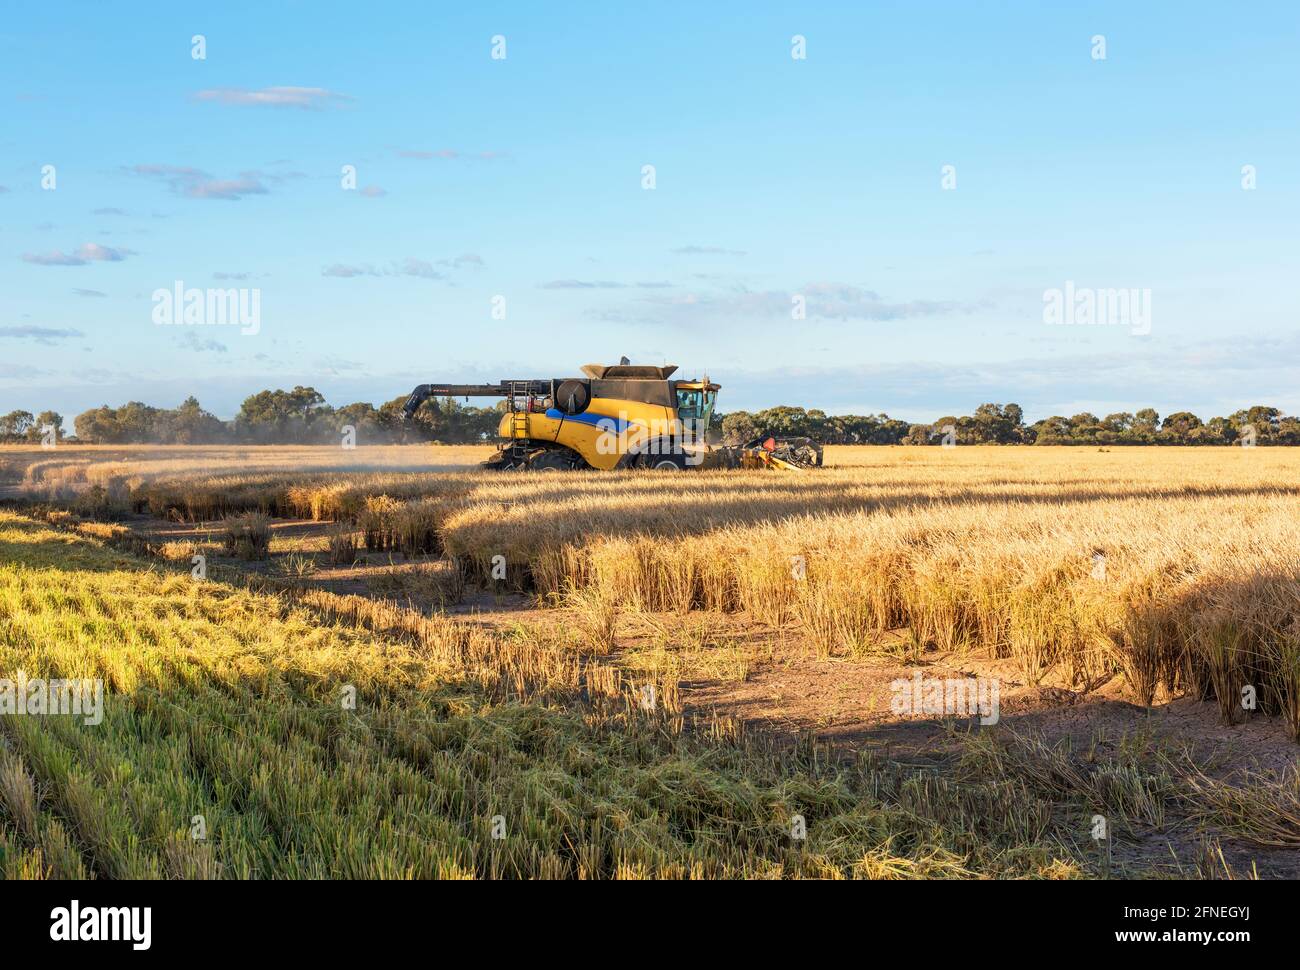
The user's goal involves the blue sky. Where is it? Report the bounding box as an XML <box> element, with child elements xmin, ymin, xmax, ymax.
<box><xmin>2</xmin><ymin>1</ymin><xmax>1297</xmax><ymax>422</ymax></box>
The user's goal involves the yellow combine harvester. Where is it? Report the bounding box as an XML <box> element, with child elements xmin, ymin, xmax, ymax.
<box><xmin>401</xmin><ymin>360</ymin><xmax>822</xmax><ymax>471</ymax></box>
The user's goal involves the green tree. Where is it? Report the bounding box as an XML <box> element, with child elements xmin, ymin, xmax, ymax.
<box><xmin>31</xmin><ymin>411</ymin><xmax>64</xmax><ymax>443</ymax></box>
<box><xmin>1103</xmin><ymin>412</ymin><xmax>1134</xmax><ymax>434</ymax></box>
<box><xmin>0</xmin><ymin>410</ymin><xmax>35</xmax><ymax>441</ymax></box>
<box><xmin>969</xmin><ymin>403</ymin><xmax>1023</xmax><ymax>443</ymax></box>
<box><xmin>721</xmin><ymin>411</ymin><xmax>761</xmax><ymax>445</ymax></box>
<box><xmin>903</xmin><ymin>423</ymin><xmax>931</xmax><ymax>446</ymax></box>
<box><xmin>335</xmin><ymin>402</ymin><xmax>383</xmax><ymax>443</ymax></box>
<box><xmin>1133</xmin><ymin>408</ymin><xmax>1160</xmax><ymax>434</ymax></box>
<box><xmin>73</xmin><ymin>406</ymin><xmax>121</xmax><ymax>443</ymax></box>
<box><xmin>1029</xmin><ymin>416</ymin><xmax>1072</xmax><ymax>444</ymax></box>
<box><xmin>1160</xmin><ymin>411</ymin><xmax>1202</xmax><ymax>442</ymax></box>
<box><xmin>169</xmin><ymin>397</ymin><xmax>225</xmax><ymax>443</ymax></box>
<box><xmin>1229</xmin><ymin>406</ymin><xmax>1281</xmax><ymax>443</ymax></box>
<box><xmin>235</xmin><ymin>386</ymin><xmax>332</xmax><ymax>442</ymax></box>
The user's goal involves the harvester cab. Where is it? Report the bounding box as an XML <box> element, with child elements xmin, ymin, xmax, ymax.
<box><xmin>401</xmin><ymin>362</ymin><xmax>816</xmax><ymax>472</ymax></box>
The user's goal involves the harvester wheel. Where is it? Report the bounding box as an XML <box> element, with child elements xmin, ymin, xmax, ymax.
<box><xmin>528</xmin><ymin>450</ymin><xmax>578</xmax><ymax>472</ymax></box>
<box><xmin>640</xmin><ymin>452</ymin><xmax>686</xmax><ymax>471</ymax></box>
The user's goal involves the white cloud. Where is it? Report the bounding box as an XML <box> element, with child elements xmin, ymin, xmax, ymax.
<box><xmin>0</xmin><ymin>326</ymin><xmax>85</xmax><ymax>343</ymax></box>
<box><xmin>671</xmin><ymin>245</ymin><xmax>747</xmax><ymax>256</ymax></box>
<box><xmin>398</xmin><ymin>149</ymin><xmax>457</xmax><ymax>160</ymax></box>
<box><xmin>322</xmin><ymin>264</ymin><xmax>380</xmax><ymax>278</ymax></box>
<box><xmin>618</xmin><ymin>282</ymin><xmax>983</xmax><ymax>325</ymax></box>
<box><xmin>129</xmin><ymin>164</ymin><xmax>268</xmax><ymax>201</ymax></box>
<box><xmin>179</xmin><ymin>331</ymin><xmax>227</xmax><ymax>353</ymax></box>
<box><xmin>314</xmin><ymin>356</ymin><xmax>366</xmax><ymax>375</ymax></box>
<box><xmin>193</xmin><ymin>86</ymin><xmax>351</xmax><ymax>109</ymax></box>
<box><xmin>396</xmin><ymin>149</ymin><xmax>506</xmax><ymax>161</ymax></box>
<box><xmin>399</xmin><ymin>258</ymin><xmax>443</xmax><ymax>280</ymax></box>
<box><xmin>322</xmin><ymin>255</ymin><xmax>481</xmax><ymax>279</ymax></box>
<box><xmin>21</xmin><ymin>243</ymin><xmax>134</xmax><ymax>266</ymax></box>
<box><xmin>540</xmin><ymin>279</ymin><xmax>627</xmax><ymax>289</ymax></box>
<box><xmin>0</xmin><ymin>362</ymin><xmax>48</xmax><ymax>380</ymax></box>
<box><xmin>539</xmin><ymin>278</ymin><xmax>672</xmax><ymax>290</ymax></box>
<box><xmin>186</xmin><ymin>177</ymin><xmax>267</xmax><ymax>200</ymax></box>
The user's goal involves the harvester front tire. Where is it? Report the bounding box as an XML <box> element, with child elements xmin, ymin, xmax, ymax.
<box><xmin>528</xmin><ymin>450</ymin><xmax>578</xmax><ymax>472</ymax></box>
<box><xmin>640</xmin><ymin>452</ymin><xmax>687</xmax><ymax>471</ymax></box>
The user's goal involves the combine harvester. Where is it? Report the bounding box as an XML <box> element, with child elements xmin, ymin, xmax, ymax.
<box><xmin>402</xmin><ymin>360</ymin><xmax>822</xmax><ymax>471</ymax></box>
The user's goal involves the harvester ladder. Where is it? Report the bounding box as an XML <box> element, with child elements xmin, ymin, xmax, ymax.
<box><xmin>508</xmin><ymin>381</ymin><xmax>531</xmax><ymax>461</ymax></box>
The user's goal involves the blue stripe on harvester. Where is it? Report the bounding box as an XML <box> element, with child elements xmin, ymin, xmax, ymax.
<box><xmin>545</xmin><ymin>408</ymin><xmax>633</xmax><ymax>434</ymax></box>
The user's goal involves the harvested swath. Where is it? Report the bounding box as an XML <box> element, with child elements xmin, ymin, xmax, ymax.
<box><xmin>219</xmin><ymin>513</ymin><xmax>272</xmax><ymax>561</ymax></box>
<box><xmin>122</xmin><ymin>471</ymin><xmax>483</xmax><ymax>525</ymax></box>
<box><xmin>439</xmin><ymin>463</ymin><xmax>1300</xmax><ymax>730</ymax></box>
<box><xmin>135</xmin><ymin>474</ymin><xmax>296</xmax><ymax>521</ymax></box>
<box><xmin>283</xmin><ymin>472</ymin><xmax>480</xmax><ymax>523</ymax></box>
<box><xmin>3</xmin><ymin>442</ymin><xmax>489</xmax><ymax>484</ymax></box>
<box><xmin>326</xmin><ymin>526</ymin><xmax>360</xmax><ymax>565</ymax></box>
<box><xmin>360</xmin><ymin>495</ymin><xmax>402</xmax><ymax>552</ymax></box>
<box><xmin>356</xmin><ymin>492</ymin><xmax>476</xmax><ymax>557</ymax></box>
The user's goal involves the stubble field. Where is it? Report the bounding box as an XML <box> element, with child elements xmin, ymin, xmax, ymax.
<box><xmin>1</xmin><ymin>443</ymin><xmax>1297</xmax><ymax>878</ymax></box>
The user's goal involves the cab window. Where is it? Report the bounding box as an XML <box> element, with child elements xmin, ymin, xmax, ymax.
<box><xmin>676</xmin><ymin>389</ymin><xmax>716</xmax><ymax>435</ymax></box>
<box><xmin>676</xmin><ymin>388</ymin><xmax>703</xmax><ymax>420</ymax></box>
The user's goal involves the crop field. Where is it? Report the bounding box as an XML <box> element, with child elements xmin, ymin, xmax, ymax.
<box><xmin>1</xmin><ymin>444</ymin><xmax>1298</xmax><ymax>878</ymax></box>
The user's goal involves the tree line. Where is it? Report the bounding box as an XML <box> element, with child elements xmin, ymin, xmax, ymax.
<box><xmin>3</xmin><ymin>392</ymin><xmax>1297</xmax><ymax>446</ymax></box>
<box><xmin>2</xmin><ymin>388</ymin><xmax>503</xmax><ymax>445</ymax></box>
<box><xmin>723</xmin><ymin>403</ymin><xmax>1300</xmax><ymax>446</ymax></box>
<box><xmin>0</xmin><ymin>409</ymin><xmax>66</xmax><ymax>444</ymax></box>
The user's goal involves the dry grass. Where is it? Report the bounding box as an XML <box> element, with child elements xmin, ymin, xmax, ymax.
<box><xmin>0</xmin><ymin>511</ymin><xmax>1115</xmax><ymax>878</ymax></box>
<box><xmin>326</xmin><ymin>527</ymin><xmax>360</xmax><ymax>565</ymax></box>
<box><xmin>8</xmin><ymin>428</ymin><xmax>1300</xmax><ymax>883</ymax></box>
<box><xmin>3</xmin><ymin>443</ymin><xmax>490</xmax><ymax>485</ymax></box>
<box><xmin>219</xmin><ymin>513</ymin><xmax>272</xmax><ymax>561</ymax></box>
<box><xmin>423</xmin><ymin>449</ymin><xmax>1300</xmax><ymax>735</ymax></box>
<box><xmin>3</xmin><ymin>503</ymin><xmax>1298</xmax><ymax>878</ymax></box>
<box><xmin>10</xmin><ymin>445</ymin><xmax>1300</xmax><ymax>740</ymax></box>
